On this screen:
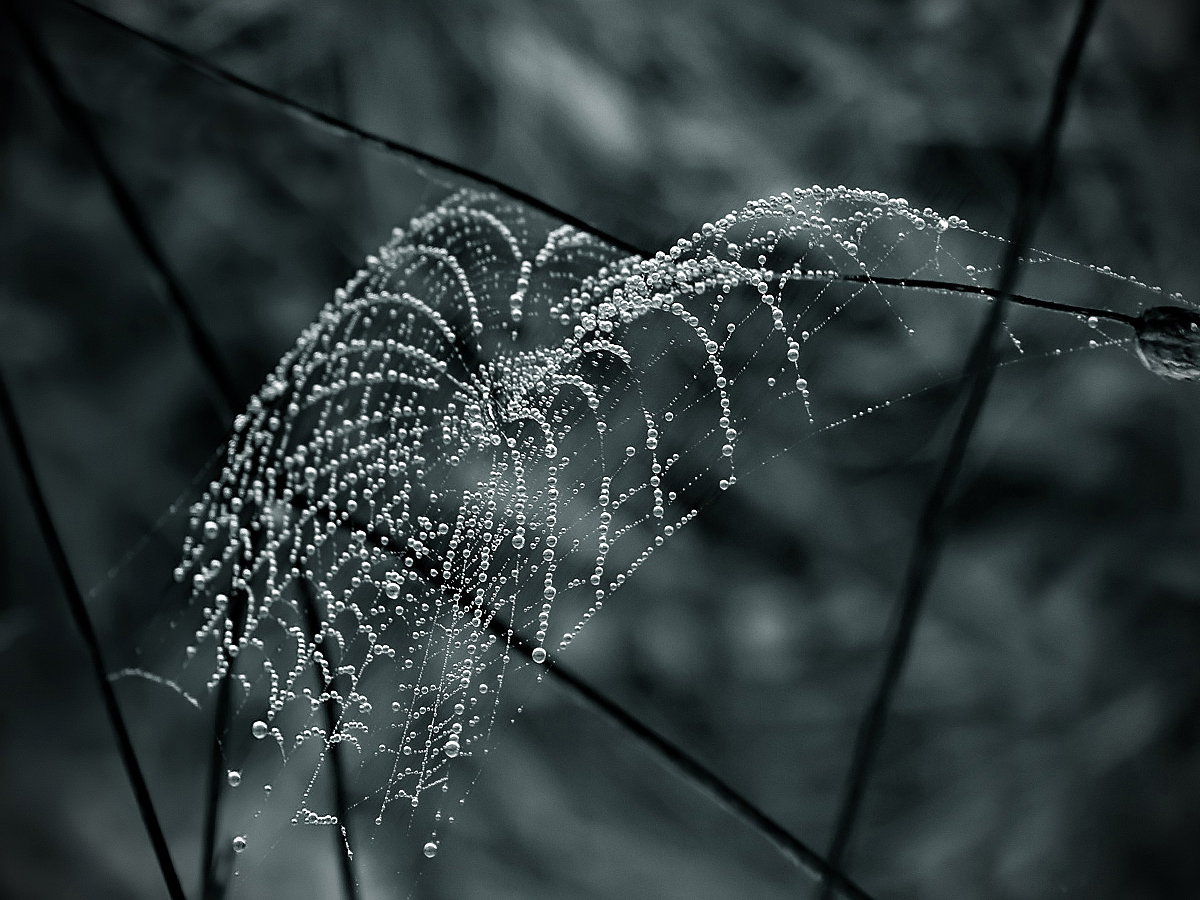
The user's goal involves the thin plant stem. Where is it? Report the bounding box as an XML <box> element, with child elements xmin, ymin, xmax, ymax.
<box><xmin>5</xmin><ymin>0</ymin><xmax>237</xmax><ymax>422</ymax></box>
<box><xmin>1</xmin><ymin>10</ymin><xmax>360</xmax><ymax>894</ymax></box>
<box><xmin>55</xmin><ymin>0</ymin><xmax>1143</xmax><ymax>335</ymax></box>
<box><xmin>495</xmin><ymin>615</ymin><xmax>877</xmax><ymax>900</ymax></box>
<box><xmin>58</xmin><ymin>0</ymin><xmax>645</xmax><ymax>260</ymax></box>
<box><xmin>32</xmin><ymin>3</ymin><xmax>1122</xmax><ymax>896</ymax></box>
<box><xmin>0</xmin><ymin>364</ymin><xmax>188</xmax><ymax>900</ymax></box>
<box><xmin>30</xmin><ymin>4</ymin><xmax>875</xmax><ymax>890</ymax></box>
<box><xmin>297</xmin><ymin>577</ymin><xmax>361</xmax><ymax>900</ymax></box>
<box><xmin>200</xmin><ymin>586</ymin><xmax>247</xmax><ymax>900</ymax></box>
<box><xmin>835</xmin><ymin>274</ymin><xmax>1136</xmax><ymax>325</ymax></box>
<box><xmin>291</xmin><ymin>497</ymin><xmax>874</xmax><ymax>900</ymax></box>
<box><xmin>817</xmin><ymin>1</ymin><xmax>1104</xmax><ymax>896</ymax></box>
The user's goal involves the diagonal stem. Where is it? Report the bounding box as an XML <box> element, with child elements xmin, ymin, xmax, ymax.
<box><xmin>7</xmin><ymin>6</ymin><xmax>359</xmax><ymax>895</ymax></box>
<box><xmin>1</xmin><ymin>10</ymin><xmax>361</xmax><ymax>898</ymax></box>
<box><xmin>835</xmin><ymin>274</ymin><xmax>1136</xmax><ymax>325</ymax></box>
<box><xmin>297</xmin><ymin>577</ymin><xmax>361</xmax><ymax>900</ymax></box>
<box><xmin>5</xmin><ymin>0</ymin><xmax>237</xmax><ymax>422</ymax></box>
<box><xmin>0</xmin><ymin>363</ymin><xmax>188</xmax><ymax>900</ymax></box>
<box><xmin>34</xmin><ymin>4</ymin><xmax>1119</xmax><ymax>895</ymax></box>
<box><xmin>294</xmin><ymin>498</ymin><xmax>875</xmax><ymax>900</ymax></box>
<box><xmin>200</xmin><ymin>586</ymin><xmax>247</xmax><ymax>900</ymax></box>
<box><xmin>59</xmin><ymin>0</ymin><xmax>1145</xmax><ymax>334</ymax></box>
<box><xmin>497</xmin><ymin>615</ymin><xmax>877</xmax><ymax>900</ymax></box>
<box><xmin>817</xmin><ymin>1</ymin><xmax>1104</xmax><ymax>896</ymax></box>
<box><xmin>27</xmin><ymin>5</ymin><xmax>879</xmax><ymax>890</ymax></box>
<box><xmin>58</xmin><ymin>0</ymin><xmax>645</xmax><ymax>260</ymax></box>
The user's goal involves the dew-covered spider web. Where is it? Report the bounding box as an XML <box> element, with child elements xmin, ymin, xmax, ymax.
<box><xmin>100</xmin><ymin>184</ymin><xmax>1198</xmax><ymax>890</ymax></box>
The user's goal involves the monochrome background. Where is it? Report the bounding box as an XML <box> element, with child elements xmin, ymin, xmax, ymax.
<box><xmin>2</xmin><ymin>1</ymin><xmax>1199</xmax><ymax>898</ymax></box>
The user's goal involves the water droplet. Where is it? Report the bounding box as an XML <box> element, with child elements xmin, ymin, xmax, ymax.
<box><xmin>232</xmin><ymin>835</ymin><xmax>247</xmax><ymax>853</ymax></box>
<box><xmin>252</xmin><ymin>720</ymin><xmax>268</xmax><ymax>740</ymax></box>
<box><xmin>227</xmin><ymin>770</ymin><xmax>241</xmax><ymax>787</ymax></box>
<box><xmin>203</xmin><ymin>521</ymin><xmax>219</xmax><ymax>540</ymax></box>
<box><xmin>1135</xmin><ymin>306</ymin><xmax>1200</xmax><ymax>381</ymax></box>
<box><xmin>444</xmin><ymin>741</ymin><xmax>460</xmax><ymax>758</ymax></box>
<box><xmin>531</xmin><ymin>647</ymin><xmax>547</xmax><ymax>664</ymax></box>
<box><xmin>423</xmin><ymin>841</ymin><xmax>439</xmax><ymax>858</ymax></box>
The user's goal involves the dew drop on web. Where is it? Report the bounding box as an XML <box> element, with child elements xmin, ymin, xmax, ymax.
<box><xmin>232</xmin><ymin>835</ymin><xmax>247</xmax><ymax>853</ymax></box>
<box><xmin>159</xmin><ymin>184</ymin><xmax>1187</xmax><ymax>872</ymax></box>
<box><xmin>227</xmin><ymin>769</ymin><xmax>241</xmax><ymax>787</ymax></box>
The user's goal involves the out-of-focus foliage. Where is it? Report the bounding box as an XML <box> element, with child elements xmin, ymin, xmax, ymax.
<box><xmin>1</xmin><ymin>1</ymin><xmax>1199</xmax><ymax>899</ymax></box>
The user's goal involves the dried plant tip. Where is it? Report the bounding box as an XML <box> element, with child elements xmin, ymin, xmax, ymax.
<box><xmin>1135</xmin><ymin>306</ymin><xmax>1200</xmax><ymax>381</ymax></box>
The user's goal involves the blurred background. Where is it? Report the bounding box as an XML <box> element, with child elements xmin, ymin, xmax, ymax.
<box><xmin>2</xmin><ymin>0</ymin><xmax>1200</xmax><ymax>898</ymax></box>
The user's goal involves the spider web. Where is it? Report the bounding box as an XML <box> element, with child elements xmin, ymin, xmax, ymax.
<box><xmin>98</xmin><ymin>183</ymin><xmax>1193</xmax><ymax>890</ymax></box>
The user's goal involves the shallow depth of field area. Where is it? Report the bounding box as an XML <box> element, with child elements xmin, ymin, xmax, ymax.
<box><xmin>2</xmin><ymin>2</ymin><xmax>1199</xmax><ymax>899</ymax></box>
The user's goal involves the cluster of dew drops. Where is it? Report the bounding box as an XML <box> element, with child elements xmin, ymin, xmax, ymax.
<box><xmin>167</xmin><ymin>185</ymin><xmax>1198</xmax><ymax>861</ymax></box>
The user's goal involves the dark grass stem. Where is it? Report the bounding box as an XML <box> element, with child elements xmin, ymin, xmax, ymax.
<box><xmin>3</xmin><ymin>10</ymin><xmax>359</xmax><ymax>895</ymax></box>
<box><xmin>817</xmin><ymin>1</ymin><xmax>1103</xmax><ymax>896</ymax></box>
<box><xmin>58</xmin><ymin>0</ymin><xmax>1140</xmax><ymax>336</ymax></box>
<box><xmin>58</xmin><ymin>0</ymin><xmax>645</xmax><ymax>260</ymax></box>
<box><xmin>29</xmin><ymin>2</ymin><xmax>1114</xmax><ymax>897</ymax></box>
<box><xmin>5</xmin><ymin>0</ymin><xmax>238</xmax><ymax>422</ymax></box>
<box><xmin>26</xmin><ymin>3</ymin><xmax>890</xmax><ymax>892</ymax></box>
<box><xmin>837</xmin><ymin>274</ymin><xmax>1136</xmax><ymax>326</ymax></box>
<box><xmin>200</xmin><ymin>587</ymin><xmax>247</xmax><ymax>900</ymax></box>
<box><xmin>0</xmin><ymin>365</ymin><xmax>188</xmax><ymax>900</ymax></box>
<box><xmin>292</xmin><ymin>497</ymin><xmax>875</xmax><ymax>900</ymax></box>
<box><xmin>499</xmin><ymin>620</ymin><xmax>878</xmax><ymax>900</ymax></box>
<box><xmin>297</xmin><ymin>577</ymin><xmax>361</xmax><ymax>900</ymax></box>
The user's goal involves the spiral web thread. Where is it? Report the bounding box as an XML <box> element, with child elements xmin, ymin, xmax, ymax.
<box><xmin>144</xmin><ymin>184</ymin><xmax>1187</xmax><ymax>868</ymax></box>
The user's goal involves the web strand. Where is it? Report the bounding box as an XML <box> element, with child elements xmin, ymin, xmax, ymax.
<box><xmin>37</xmin><ymin>1</ymin><xmax>1190</xmax><ymax>897</ymax></box>
<box><xmin>34</xmin><ymin>6</ymin><xmax>869</xmax><ymax>891</ymax></box>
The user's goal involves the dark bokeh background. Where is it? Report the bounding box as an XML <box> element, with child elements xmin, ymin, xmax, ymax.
<box><xmin>2</xmin><ymin>1</ymin><xmax>1200</xmax><ymax>898</ymax></box>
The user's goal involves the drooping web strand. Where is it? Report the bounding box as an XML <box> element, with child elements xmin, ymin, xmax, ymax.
<box><xmin>156</xmin><ymin>184</ymin><xmax>1193</xmax><ymax>883</ymax></box>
